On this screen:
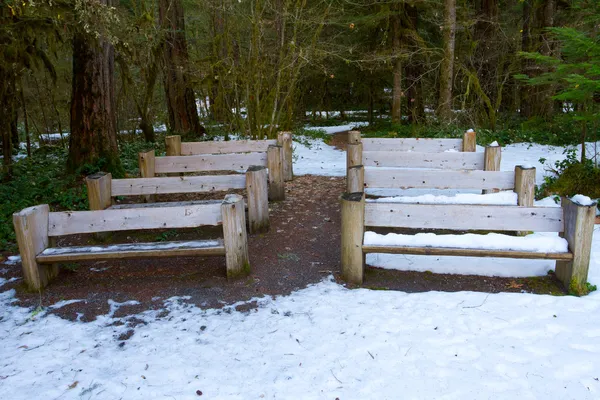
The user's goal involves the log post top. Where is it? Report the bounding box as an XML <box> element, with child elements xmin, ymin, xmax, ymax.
<box><xmin>223</xmin><ymin>193</ymin><xmax>244</xmax><ymax>204</ymax></box>
<box><xmin>86</xmin><ymin>172</ymin><xmax>111</xmax><ymax>180</ymax></box>
<box><xmin>13</xmin><ymin>204</ymin><xmax>50</xmax><ymax>217</ymax></box>
<box><xmin>348</xmin><ymin>131</ymin><xmax>362</xmax><ymax>144</ymax></box>
<box><xmin>341</xmin><ymin>192</ymin><xmax>364</xmax><ymax>202</ymax></box>
<box><xmin>246</xmin><ymin>165</ymin><xmax>267</xmax><ymax>172</ymax></box>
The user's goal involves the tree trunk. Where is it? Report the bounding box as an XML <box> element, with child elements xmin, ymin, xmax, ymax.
<box><xmin>474</xmin><ymin>0</ymin><xmax>499</xmax><ymax>116</ymax></box>
<box><xmin>1</xmin><ymin>75</ymin><xmax>15</xmax><ymax>178</ymax></box>
<box><xmin>405</xmin><ymin>3</ymin><xmax>424</xmax><ymax>124</ymax></box>
<box><xmin>438</xmin><ymin>0</ymin><xmax>456</xmax><ymax>123</ymax></box>
<box><xmin>391</xmin><ymin>3</ymin><xmax>403</xmax><ymax>124</ymax></box>
<box><xmin>159</xmin><ymin>0</ymin><xmax>205</xmax><ymax>137</ymax></box>
<box><xmin>68</xmin><ymin>2</ymin><xmax>122</xmax><ymax>176</ymax></box>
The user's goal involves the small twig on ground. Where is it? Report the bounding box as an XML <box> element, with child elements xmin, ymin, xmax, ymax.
<box><xmin>367</xmin><ymin>351</ymin><xmax>374</xmax><ymax>359</ymax></box>
<box><xmin>462</xmin><ymin>294</ymin><xmax>491</xmax><ymax>309</ymax></box>
<box><xmin>330</xmin><ymin>369</ymin><xmax>343</xmax><ymax>384</ymax></box>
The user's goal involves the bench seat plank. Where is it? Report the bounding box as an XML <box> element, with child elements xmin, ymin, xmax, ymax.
<box><xmin>361</xmin><ymin>245</ymin><xmax>574</xmax><ymax>260</ymax></box>
<box><xmin>37</xmin><ymin>240</ymin><xmax>225</xmax><ymax>263</ymax></box>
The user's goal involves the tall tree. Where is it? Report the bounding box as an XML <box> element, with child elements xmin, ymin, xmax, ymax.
<box><xmin>391</xmin><ymin>2</ymin><xmax>404</xmax><ymax>124</ymax></box>
<box><xmin>438</xmin><ymin>0</ymin><xmax>456</xmax><ymax>122</ymax></box>
<box><xmin>159</xmin><ymin>0</ymin><xmax>205</xmax><ymax>137</ymax></box>
<box><xmin>67</xmin><ymin>0</ymin><xmax>122</xmax><ymax>175</ymax></box>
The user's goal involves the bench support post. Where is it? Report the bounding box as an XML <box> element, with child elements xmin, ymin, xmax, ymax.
<box><xmin>462</xmin><ymin>130</ymin><xmax>476</xmax><ymax>152</ymax></box>
<box><xmin>86</xmin><ymin>172</ymin><xmax>113</xmax><ymax>210</ymax></box>
<box><xmin>277</xmin><ymin>131</ymin><xmax>293</xmax><ymax>182</ymax></box>
<box><xmin>12</xmin><ymin>205</ymin><xmax>53</xmax><ymax>291</ymax></box>
<box><xmin>515</xmin><ymin>166</ymin><xmax>536</xmax><ymax>236</ymax></box>
<box><xmin>165</xmin><ymin>135</ymin><xmax>182</xmax><ymax>177</ymax></box>
<box><xmin>138</xmin><ymin>150</ymin><xmax>156</xmax><ymax>202</ymax></box>
<box><xmin>483</xmin><ymin>145</ymin><xmax>501</xmax><ymax>194</ymax></box>
<box><xmin>556</xmin><ymin>197</ymin><xmax>597</xmax><ymax>295</ymax></box>
<box><xmin>347</xmin><ymin>142</ymin><xmax>363</xmax><ymax>171</ymax></box>
<box><xmin>246</xmin><ymin>166</ymin><xmax>270</xmax><ymax>234</ymax></box>
<box><xmin>222</xmin><ymin>194</ymin><xmax>251</xmax><ymax>279</ymax></box>
<box><xmin>347</xmin><ymin>165</ymin><xmax>365</xmax><ymax>193</ymax></box>
<box><xmin>267</xmin><ymin>145</ymin><xmax>285</xmax><ymax>201</ymax></box>
<box><xmin>341</xmin><ymin>192</ymin><xmax>365</xmax><ymax>284</ymax></box>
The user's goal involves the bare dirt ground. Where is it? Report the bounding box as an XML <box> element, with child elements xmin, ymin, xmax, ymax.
<box><xmin>1</xmin><ymin>133</ymin><xmax>567</xmax><ymax>322</ymax></box>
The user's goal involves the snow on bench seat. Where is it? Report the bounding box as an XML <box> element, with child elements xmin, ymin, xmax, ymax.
<box><xmin>362</xmin><ymin>231</ymin><xmax>573</xmax><ymax>260</ymax></box>
<box><xmin>36</xmin><ymin>240</ymin><xmax>225</xmax><ymax>263</ymax></box>
<box><xmin>367</xmin><ymin>191</ymin><xmax>517</xmax><ymax>205</ymax></box>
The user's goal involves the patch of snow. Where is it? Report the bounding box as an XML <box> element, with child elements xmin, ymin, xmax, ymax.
<box><xmin>3</xmin><ymin>256</ymin><xmax>21</xmax><ymax>265</ymax></box>
<box><xmin>364</xmin><ymin>232</ymin><xmax>569</xmax><ymax>253</ymax></box>
<box><xmin>368</xmin><ymin>191</ymin><xmax>517</xmax><ymax>206</ymax></box>
<box><xmin>293</xmin><ymin>138</ymin><xmax>346</xmax><ymax>177</ymax></box>
<box><xmin>41</xmin><ymin>240</ymin><xmax>223</xmax><ymax>255</ymax></box>
<box><xmin>304</xmin><ymin>122</ymin><xmax>368</xmax><ymax>135</ymax></box>
<box><xmin>48</xmin><ymin>299</ymin><xmax>84</xmax><ymax>310</ymax></box>
<box><xmin>467</xmin><ymin>128</ymin><xmax>475</xmax><ymax>133</ymax></box>
<box><xmin>571</xmin><ymin>195</ymin><xmax>595</xmax><ymax>207</ymax></box>
<box><xmin>444</xmin><ymin>148</ymin><xmax>459</xmax><ymax>152</ymax></box>
<box><xmin>489</xmin><ymin>141</ymin><xmax>499</xmax><ymax>147</ymax></box>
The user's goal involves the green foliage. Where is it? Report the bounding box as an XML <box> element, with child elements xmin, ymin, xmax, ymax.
<box><xmin>0</xmin><ymin>147</ymin><xmax>89</xmax><ymax>251</ymax></box>
<box><xmin>536</xmin><ymin>149</ymin><xmax>600</xmax><ymax>200</ymax></box>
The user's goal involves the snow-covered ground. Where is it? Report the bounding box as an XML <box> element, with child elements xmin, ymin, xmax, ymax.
<box><xmin>1</xmin><ymin>127</ymin><xmax>600</xmax><ymax>399</ymax></box>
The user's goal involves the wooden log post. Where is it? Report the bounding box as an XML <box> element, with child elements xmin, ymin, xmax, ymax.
<box><xmin>515</xmin><ymin>166</ymin><xmax>535</xmax><ymax>207</ymax></box>
<box><xmin>138</xmin><ymin>150</ymin><xmax>156</xmax><ymax>202</ymax></box>
<box><xmin>277</xmin><ymin>131</ymin><xmax>293</xmax><ymax>182</ymax></box>
<box><xmin>483</xmin><ymin>144</ymin><xmax>501</xmax><ymax>194</ymax></box>
<box><xmin>347</xmin><ymin>143</ymin><xmax>363</xmax><ymax>171</ymax></box>
<box><xmin>514</xmin><ymin>165</ymin><xmax>537</xmax><ymax>236</ymax></box>
<box><xmin>347</xmin><ymin>165</ymin><xmax>365</xmax><ymax>193</ymax></box>
<box><xmin>165</xmin><ymin>135</ymin><xmax>182</xmax><ymax>177</ymax></box>
<box><xmin>556</xmin><ymin>197</ymin><xmax>597</xmax><ymax>295</ymax></box>
<box><xmin>86</xmin><ymin>172</ymin><xmax>113</xmax><ymax>210</ymax></box>
<box><xmin>12</xmin><ymin>205</ymin><xmax>52</xmax><ymax>291</ymax></box>
<box><xmin>462</xmin><ymin>130</ymin><xmax>476</xmax><ymax>152</ymax></box>
<box><xmin>221</xmin><ymin>194</ymin><xmax>250</xmax><ymax>279</ymax></box>
<box><xmin>245</xmin><ymin>166</ymin><xmax>270</xmax><ymax>234</ymax></box>
<box><xmin>341</xmin><ymin>192</ymin><xmax>365</xmax><ymax>284</ymax></box>
<box><xmin>267</xmin><ymin>145</ymin><xmax>285</xmax><ymax>201</ymax></box>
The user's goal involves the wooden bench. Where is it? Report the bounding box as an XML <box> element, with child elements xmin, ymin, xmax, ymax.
<box><xmin>165</xmin><ymin>132</ymin><xmax>293</xmax><ymax>182</ymax></box>
<box><xmin>347</xmin><ymin>164</ymin><xmax>536</xmax><ymax>208</ymax></box>
<box><xmin>340</xmin><ymin>192</ymin><xmax>597</xmax><ymax>294</ymax></box>
<box><xmin>86</xmin><ymin>165</ymin><xmax>270</xmax><ymax>234</ymax></box>
<box><xmin>346</xmin><ymin>130</ymin><xmax>502</xmax><ymax>193</ymax></box>
<box><xmin>13</xmin><ymin>194</ymin><xmax>250</xmax><ymax>291</ymax></box>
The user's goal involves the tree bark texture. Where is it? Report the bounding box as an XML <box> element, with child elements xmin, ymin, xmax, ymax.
<box><xmin>159</xmin><ymin>0</ymin><xmax>205</xmax><ymax>137</ymax></box>
<box><xmin>438</xmin><ymin>0</ymin><xmax>456</xmax><ymax>122</ymax></box>
<box><xmin>68</xmin><ymin>11</ymin><xmax>122</xmax><ymax>176</ymax></box>
<box><xmin>391</xmin><ymin>4</ymin><xmax>403</xmax><ymax>124</ymax></box>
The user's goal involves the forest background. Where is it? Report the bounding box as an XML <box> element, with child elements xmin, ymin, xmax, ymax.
<box><xmin>0</xmin><ymin>0</ymin><xmax>599</xmax><ymax>251</ymax></box>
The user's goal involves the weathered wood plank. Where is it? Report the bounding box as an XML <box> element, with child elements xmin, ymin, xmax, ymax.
<box><xmin>13</xmin><ymin>205</ymin><xmax>52</xmax><ymax>290</ymax></box>
<box><xmin>364</xmin><ymin>168</ymin><xmax>515</xmax><ymax>190</ymax></box>
<box><xmin>86</xmin><ymin>172</ymin><xmax>113</xmax><ymax>210</ymax></box>
<box><xmin>111</xmin><ymin>175</ymin><xmax>246</xmax><ymax>196</ymax></box>
<box><xmin>362</xmin><ymin>138</ymin><xmax>463</xmax><ymax>152</ymax></box>
<box><xmin>362</xmin><ymin>151</ymin><xmax>484</xmax><ymax>169</ymax></box>
<box><xmin>361</xmin><ymin>245</ymin><xmax>574</xmax><ymax>260</ymax></box>
<box><xmin>37</xmin><ymin>240</ymin><xmax>226</xmax><ymax>263</ymax></box>
<box><xmin>246</xmin><ymin>166</ymin><xmax>269</xmax><ymax>234</ymax></box>
<box><xmin>109</xmin><ymin>200</ymin><xmax>222</xmax><ymax>210</ymax></box>
<box><xmin>48</xmin><ymin>203</ymin><xmax>223</xmax><ymax>236</ymax></box>
<box><xmin>155</xmin><ymin>153</ymin><xmax>268</xmax><ymax>173</ymax></box>
<box><xmin>364</xmin><ymin>203</ymin><xmax>565</xmax><ymax>232</ymax></box>
<box><xmin>181</xmin><ymin>140</ymin><xmax>276</xmax><ymax>155</ymax></box>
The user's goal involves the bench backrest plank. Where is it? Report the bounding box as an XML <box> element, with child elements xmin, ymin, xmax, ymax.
<box><xmin>48</xmin><ymin>202</ymin><xmax>223</xmax><ymax>236</ymax></box>
<box><xmin>364</xmin><ymin>203</ymin><xmax>564</xmax><ymax>232</ymax></box>
<box><xmin>364</xmin><ymin>169</ymin><xmax>515</xmax><ymax>190</ymax></box>
<box><xmin>155</xmin><ymin>153</ymin><xmax>268</xmax><ymax>174</ymax></box>
<box><xmin>181</xmin><ymin>140</ymin><xmax>277</xmax><ymax>155</ymax></box>
<box><xmin>362</xmin><ymin>151</ymin><xmax>485</xmax><ymax>170</ymax></box>
<box><xmin>362</xmin><ymin>138</ymin><xmax>463</xmax><ymax>152</ymax></box>
<box><xmin>111</xmin><ymin>175</ymin><xmax>246</xmax><ymax>196</ymax></box>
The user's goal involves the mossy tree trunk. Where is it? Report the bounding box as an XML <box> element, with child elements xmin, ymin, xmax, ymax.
<box><xmin>159</xmin><ymin>0</ymin><xmax>205</xmax><ymax>137</ymax></box>
<box><xmin>68</xmin><ymin>1</ymin><xmax>123</xmax><ymax>176</ymax></box>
